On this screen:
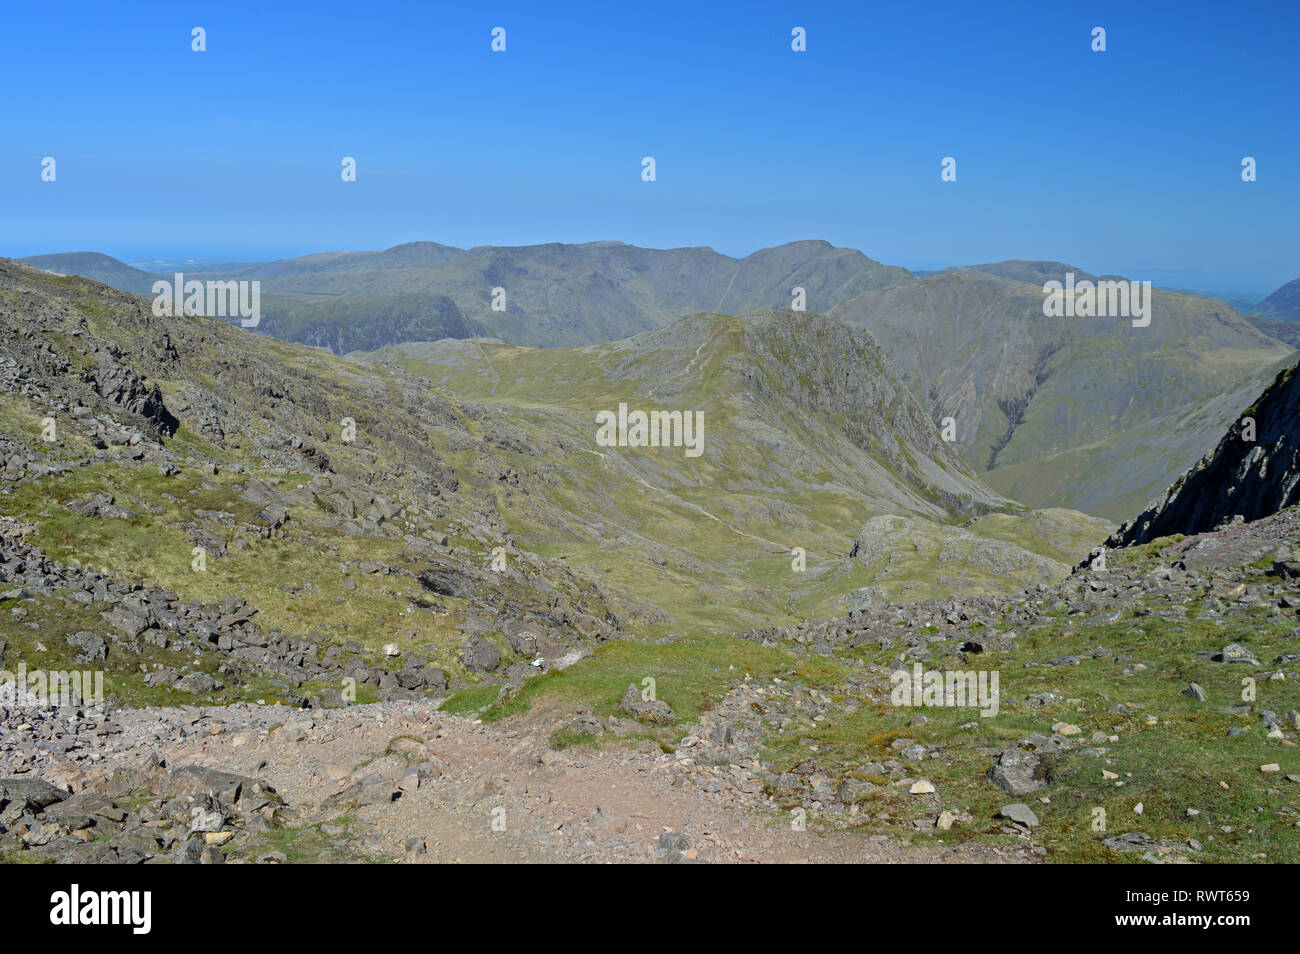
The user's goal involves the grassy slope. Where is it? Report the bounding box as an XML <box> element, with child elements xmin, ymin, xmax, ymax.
<box><xmin>451</xmin><ymin>539</ymin><xmax>1299</xmax><ymax>864</ymax></box>
<box><xmin>368</xmin><ymin>316</ymin><xmax>1111</xmax><ymax>632</ymax></box>
<box><xmin>0</xmin><ymin>268</ymin><xmax>1102</xmax><ymax>713</ymax></box>
<box><xmin>832</xmin><ymin>274</ymin><xmax>1295</xmax><ymax>519</ymax></box>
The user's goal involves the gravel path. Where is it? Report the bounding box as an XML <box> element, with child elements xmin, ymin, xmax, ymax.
<box><xmin>4</xmin><ymin>697</ymin><xmax>1030</xmax><ymax>864</ymax></box>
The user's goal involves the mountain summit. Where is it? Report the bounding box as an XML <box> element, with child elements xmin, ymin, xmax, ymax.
<box><xmin>1254</xmin><ymin>277</ymin><xmax>1300</xmax><ymax>322</ymax></box>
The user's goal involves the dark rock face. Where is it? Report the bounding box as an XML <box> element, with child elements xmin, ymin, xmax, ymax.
<box><xmin>86</xmin><ymin>349</ymin><xmax>179</xmax><ymax>437</ymax></box>
<box><xmin>1110</xmin><ymin>360</ymin><xmax>1300</xmax><ymax>547</ymax></box>
<box><xmin>418</xmin><ymin>564</ymin><xmax>477</xmax><ymax>599</ymax></box>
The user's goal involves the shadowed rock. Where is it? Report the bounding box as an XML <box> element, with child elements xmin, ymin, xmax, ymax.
<box><xmin>1110</xmin><ymin>359</ymin><xmax>1300</xmax><ymax>546</ymax></box>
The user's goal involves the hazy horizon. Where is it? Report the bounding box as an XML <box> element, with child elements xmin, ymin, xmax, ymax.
<box><xmin>7</xmin><ymin>240</ymin><xmax>1281</xmax><ymax>304</ymax></box>
<box><xmin>5</xmin><ymin>0</ymin><xmax>1297</xmax><ymax>295</ymax></box>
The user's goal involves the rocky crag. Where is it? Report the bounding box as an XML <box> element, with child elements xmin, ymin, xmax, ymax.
<box><xmin>1111</xmin><ymin>360</ymin><xmax>1300</xmax><ymax>547</ymax></box>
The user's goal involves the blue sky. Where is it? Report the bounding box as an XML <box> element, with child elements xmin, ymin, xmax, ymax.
<box><xmin>3</xmin><ymin>0</ymin><xmax>1297</xmax><ymax>296</ymax></box>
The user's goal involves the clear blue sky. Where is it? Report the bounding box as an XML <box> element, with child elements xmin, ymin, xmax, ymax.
<box><xmin>3</xmin><ymin>0</ymin><xmax>1297</xmax><ymax>295</ymax></box>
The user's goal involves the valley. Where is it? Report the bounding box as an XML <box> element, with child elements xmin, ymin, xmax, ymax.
<box><xmin>27</xmin><ymin>244</ymin><xmax>1299</xmax><ymax>524</ymax></box>
<box><xmin>2</xmin><ymin>251</ymin><xmax>1297</xmax><ymax>866</ymax></box>
<box><xmin>7</xmin><ymin>0</ymin><xmax>1299</xmax><ymax>893</ymax></box>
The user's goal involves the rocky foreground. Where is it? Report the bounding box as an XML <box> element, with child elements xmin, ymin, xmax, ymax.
<box><xmin>4</xmin><ymin>507</ymin><xmax>1299</xmax><ymax>863</ymax></box>
<box><xmin>0</xmin><ymin>695</ymin><xmax>1034</xmax><ymax>864</ymax></box>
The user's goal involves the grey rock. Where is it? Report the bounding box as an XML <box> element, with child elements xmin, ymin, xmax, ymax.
<box><xmin>568</xmin><ymin>715</ymin><xmax>604</xmax><ymax>736</ymax></box>
<box><xmin>358</xmin><ymin>780</ymin><xmax>396</xmax><ymax>807</ymax></box>
<box><xmin>504</xmin><ymin>628</ymin><xmax>538</xmax><ymax>657</ymax></box>
<box><xmin>986</xmin><ymin>746</ymin><xmax>1048</xmax><ymax>795</ymax></box>
<box><xmin>256</xmin><ymin>505</ymin><xmax>288</xmax><ymax>529</ymax></box>
<box><xmin>66</xmin><ymin>630</ymin><xmax>107</xmax><ymax>662</ymax></box>
<box><xmin>418</xmin><ymin>564</ymin><xmax>477</xmax><ymax>599</ymax></box>
<box><xmin>160</xmin><ymin>765</ymin><xmax>258</xmax><ymax>804</ymax></box>
<box><xmin>1212</xmin><ymin>643</ymin><xmax>1260</xmax><ymax>665</ymax></box>
<box><xmin>175</xmin><ymin>672</ymin><xmax>222</xmax><ymax>693</ymax></box>
<box><xmin>998</xmin><ymin>803</ymin><xmax>1040</xmax><ymax>827</ymax></box>
<box><xmin>0</xmin><ymin>777</ymin><xmax>67</xmax><ymax>811</ymax></box>
<box><xmin>461</xmin><ymin>635</ymin><xmax>501</xmax><ymax>673</ymax></box>
<box><xmin>656</xmin><ymin>831</ymin><xmax>689</xmax><ymax>854</ymax></box>
<box><xmin>835</xmin><ymin>778</ymin><xmax>876</xmax><ymax>804</ymax></box>
<box><xmin>619</xmin><ymin>684</ymin><xmax>677</xmax><ymax>725</ymax></box>
<box><xmin>845</xmin><ymin>585</ymin><xmax>889</xmax><ymax>616</ymax></box>
<box><xmin>199</xmin><ymin>845</ymin><xmax>225</xmax><ymax>864</ymax></box>
<box><xmin>1102</xmin><ymin>831</ymin><xmax>1188</xmax><ymax>854</ymax></box>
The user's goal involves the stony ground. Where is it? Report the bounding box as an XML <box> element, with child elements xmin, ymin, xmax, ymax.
<box><xmin>4</xmin><ymin>505</ymin><xmax>1299</xmax><ymax>864</ymax></box>
<box><xmin>0</xmin><ymin>696</ymin><xmax>1029</xmax><ymax>864</ymax></box>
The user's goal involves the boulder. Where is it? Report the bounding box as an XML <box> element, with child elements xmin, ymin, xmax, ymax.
<box><xmin>461</xmin><ymin>635</ymin><xmax>501</xmax><ymax>673</ymax></box>
<box><xmin>0</xmin><ymin>777</ymin><xmax>67</xmax><ymax>811</ymax></box>
<box><xmin>619</xmin><ymin>684</ymin><xmax>677</xmax><ymax>724</ymax></box>
<box><xmin>999</xmin><ymin>803</ymin><xmax>1040</xmax><ymax>827</ymax></box>
<box><xmin>987</xmin><ymin>745</ymin><xmax>1048</xmax><ymax>795</ymax></box>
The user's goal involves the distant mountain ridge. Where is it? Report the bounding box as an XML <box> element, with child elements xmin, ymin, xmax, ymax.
<box><xmin>1252</xmin><ymin>277</ymin><xmax>1300</xmax><ymax>323</ymax></box>
<box><xmin>21</xmin><ymin>252</ymin><xmax>161</xmax><ymax>297</ymax></box>
<box><xmin>24</xmin><ymin>241</ymin><xmax>914</xmax><ymax>350</ymax></box>
<box><xmin>829</xmin><ymin>266</ymin><xmax>1294</xmax><ymax>520</ymax></box>
<box><xmin>930</xmin><ymin>260</ymin><xmax>1103</xmax><ymax>285</ymax></box>
<box><xmin>21</xmin><ymin>245</ymin><xmax>1295</xmax><ymax>522</ymax></box>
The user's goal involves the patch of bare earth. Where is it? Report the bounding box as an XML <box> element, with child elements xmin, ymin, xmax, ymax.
<box><xmin>88</xmin><ymin>699</ymin><xmax>1029</xmax><ymax>864</ymax></box>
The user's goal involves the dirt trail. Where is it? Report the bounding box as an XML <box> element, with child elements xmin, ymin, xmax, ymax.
<box><xmin>94</xmin><ymin>699</ymin><xmax>1029</xmax><ymax>864</ymax></box>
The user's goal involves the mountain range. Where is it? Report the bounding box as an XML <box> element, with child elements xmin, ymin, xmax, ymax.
<box><xmin>20</xmin><ymin>244</ymin><xmax>1300</xmax><ymax>525</ymax></box>
<box><xmin>23</xmin><ymin>241</ymin><xmax>909</xmax><ymax>351</ymax></box>
<box><xmin>3</xmin><ymin>252</ymin><xmax>1299</xmax><ymax>866</ymax></box>
<box><xmin>0</xmin><ymin>258</ymin><xmax>1106</xmax><ymax>689</ymax></box>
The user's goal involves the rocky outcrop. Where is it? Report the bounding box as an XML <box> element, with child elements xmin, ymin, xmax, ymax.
<box><xmin>0</xmin><ymin>518</ymin><xmax>340</xmax><ymax>700</ymax></box>
<box><xmin>1110</xmin><ymin>360</ymin><xmax>1300</xmax><ymax>546</ymax></box>
<box><xmin>84</xmin><ymin>346</ymin><xmax>179</xmax><ymax>437</ymax></box>
<box><xmin>0</xmin><ymin>762</ymin><xmax>284</xmax><ymax>864</ymax></box>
